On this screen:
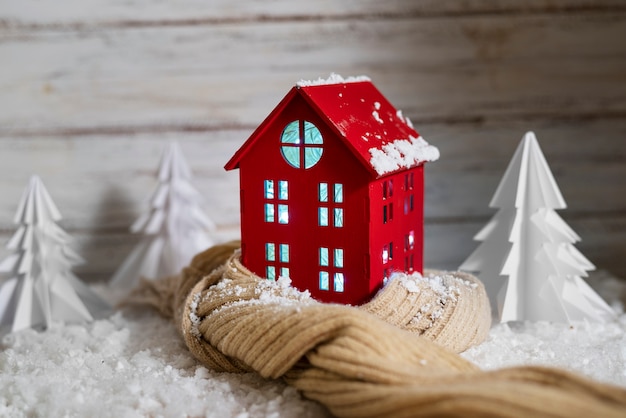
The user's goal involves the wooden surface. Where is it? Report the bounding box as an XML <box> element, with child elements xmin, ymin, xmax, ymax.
<box><xmin>1</xmin><ymin>1</ymin><xmax>625</xmax><ymax>281</ymax></box>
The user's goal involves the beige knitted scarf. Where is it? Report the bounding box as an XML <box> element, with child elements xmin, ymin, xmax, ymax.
<box><xmin>126</xmin><ymin>241</ymin><xmax>626</xmax><ymax>417</ymax></box>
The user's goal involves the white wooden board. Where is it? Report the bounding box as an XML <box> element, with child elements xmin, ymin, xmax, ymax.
<box><xmin>0</xmin><ymin>0</ymin><xmax>624</xmax><ymax>281</ymax></box>
<box><xmin>2</xmin><ymin>13</ymin><xmax>626</xmax><ymax>133</ymax></box>
<box><xmin>3</xmin><ymin>0</ymin><xmax>624</xmax><ymax>26</ymax></box>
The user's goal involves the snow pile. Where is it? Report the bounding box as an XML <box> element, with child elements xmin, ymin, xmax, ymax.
<box><xmin>369</xmin><ymin>135</ymin><xmax>440</xmax><ymax>175</ymax></box>
<box><xmin>0</xmin><ymin>275</ymin><xmax>624</xmax><ymax>417</ymax></box>
<box><xmin>296</xmin><ymin>73</ymin><xmax>370</xmax><ymax>87</ymax></box>
<box><xmin>464</xmin><ymin>272</ymin><xmax>626</xmax><ymax>386</ymax></box>
<box><xmin>463</xmin><ymin>315</ymin><xmax>626</xmax><ymax>387</ymax></box>
<box><xmin>0</xmin><ymin>309</ymin><xmax>329</xmax><ymax>418</ymax></box>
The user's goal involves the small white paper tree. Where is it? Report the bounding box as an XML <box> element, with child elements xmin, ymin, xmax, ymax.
<box><xmin>460</xmin><ymin>132</ymin><xmax>615</xmax><ymax>323</ymax></box>
<box><xmin>0</xmin><ymin>176</ymin><xmax>110</xmax><ymax>334</ymax></box>
<box><xmin>110</xmin><ymin>142</ymin><xmax>215</xmax><ymax>289</ymax></box>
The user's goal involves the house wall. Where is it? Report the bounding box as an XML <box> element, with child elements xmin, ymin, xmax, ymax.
<box><xmin>368</xmin><ymin>165</ymin><xmax>425</xmax><ymax>292</ymax></box>
<box><xmin>237</xmin><ymin>92</ymin><xmax>372</xmax><ymax>304</ymax></box>
<box><xmin>1</xmin><ymin>1</ymin><xmax>625</xmax><ymax>286</ymax></box>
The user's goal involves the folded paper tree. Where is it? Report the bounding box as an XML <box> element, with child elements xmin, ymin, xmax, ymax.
<box><xmin>110</xmin><ymin>142</ymin><xmax>215</xmax><ymax>289</ymax></box>
<box><xmin>0</xmin><ymin>176</ymin><xmax>110</xmax><ymax>334</ymax></box>
<box><xmin>460</xmin><ymin>132</ymin><xmax>615</xmax><ymax>323</ymax></box>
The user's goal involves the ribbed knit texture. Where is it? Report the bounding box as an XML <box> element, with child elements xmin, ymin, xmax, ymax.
<box><xmin>125</xmin><ymin>241</ymin><xmax>626</xmax><ymax>417</ymax></box>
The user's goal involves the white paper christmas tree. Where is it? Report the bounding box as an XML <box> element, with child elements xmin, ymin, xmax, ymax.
<box><xmin>460</xmin><ymin>132</ymin><xmax>615</xmax><ymax>323</ymax></box>
<box><xmin>110</xmin><ymin>142</ymin><xmax>215</xmax><ymax>289</ymax></box>
<box><xmin>0</xmin><ymin>176</ymin><xmax>110</xmax><ymax>334</ymax></box>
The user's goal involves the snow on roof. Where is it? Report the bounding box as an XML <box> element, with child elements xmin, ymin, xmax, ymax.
<box><xmin>369</xmin><ymin>135</ymin><xmax>439</xmax><ymax>176</ymax></box>
<box><xmin>296</xmin><ymin>73</ymin><xmax>371</xmax><ymax>87</ymax></box>
<box><xmin>297</xmin><ymin>79</ymin><xmax>439</xmax><ymax>176</ymax></box>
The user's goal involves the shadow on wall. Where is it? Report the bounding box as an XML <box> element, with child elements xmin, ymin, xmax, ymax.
<box><xmin>75</xmin><ymin>183</ymin><xmax>140</xmax><ymax>283</ymax></box>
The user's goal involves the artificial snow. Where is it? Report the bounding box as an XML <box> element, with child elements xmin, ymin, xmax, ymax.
<box><xmin>392</xmin><ymin>271</ymin><xmax>475</xmax><ymax>328</ymax></box>
<box><xmin>393</xmin><ymin>271</ymin><xmax>472</xmax><ymax>303</ymax></box>
<box><xmin>462</xmin><ymin>315</ymin><xmax>626</xmax><ymax>387</ymax></box>
<box><xmin>372</xmin><ymin>110</ymin><xmax>384</xmax><ymax>124</ymax></box>
<box><xmin>1</xmin><ymin>274</ymin><xmax>625</xmax><ymax>417</ymax></box>
<box><xmin>296</xmin><ymin>73</ymin><xmax>370</xmax><ymax>87</ymax></box>
<box><xmin>369</xmin><ymin>135</ymin><xmax>440</xmax><ymax>175</ymax></box>
<box><xmin>0</xmin><ymin>308</ymin><xmax>329</xmax><ymax>418</ymax></box>
<box><xmin>191</xmin><ymin>276</ymin><xmax>315</xmax><ymax>334</ymax></box>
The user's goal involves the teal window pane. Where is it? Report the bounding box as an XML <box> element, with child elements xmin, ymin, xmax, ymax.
<box><xmin>303</xmin><ymin>121</ymin><xmax>323</xmax><ymax>144</ymax></box>
<box><xmin>319</xmin><ymin>271</ymin><xmax>329</xmax><ymax>291</ymax></box>
<box><xmin>304</xmin><ymin>147</ymin><xmax>323</xmax><ymax>169</ymax></box>
<box><xmin>281</xmin><ymin>121</ymin><xmax>300</xmax><ymax>168</ymax></box>
<box><xmin>334</xmin><ymin>208</ymin><xmax>343</xmax><ymax>227</ymax></box>
<box><xmin>266</xmin><ymin>243</ymin><xmax>275</xmax><ymax>261</ymax></box>
<box><xmin>279</xmin><ymin>243</ymin><xmax>289</xmax><ymax>263</ymax></box>
<box><xmin>280</xmin><ymin>267</ymin><xmax>290</xmax><ymax>278</ymax></box>
<box><xmin>281</xmin><ymin>120</ymin><xmax>300</xmax><ymax>144</ymax></box>
<box><xmin>280</xmin><ymin>121</ymin><xmax>323</xmax><ymax>169</ymax></box>
<box><xmin>319</xmin><ymin>207</ymin><xmax>328</xmax><ymax>226</ymax></box>
<box><xmin>278</xmin><ymin>180</ymin><xmax>288</xmax><ymax>200</ymax></box>
<box><xmin>265</xmin><ymin>203</ymin><xmax>274</xmax><ymax>222</ymax></box>
<box><xmin>319</xmin><ymin>183</ymin><xmax>328</xmax><ymax>202</ymax></box>
<box><xmin>281</xmin><ymin>145</ymin><xmax>300</xmax><ymax>168</ymax></box>
<box><xmin>334</xmin><ymin>183</ymin><xmax>343</xmax><ymax>203</ymax></box>
<box><xmin>264</xmin><ymin>180</ymin><xmax>274</xmax><ymax>199</ymax></box>
<box><xmin>278</xmin><ymin>204</ymin><xmax>289</xmax><ymax>224</ymax></box>
<box><xmin>267</xmin><ymin>266</ymin><xmax>276</xmax><ymax>280</ymax></box>
<box><xmin>319</xmin><ymin>247</ymin><xmax>329</xmax><ymax>267</ymax></box>
<box><xmin>334</xmin><ymin>249</ymin><xmax>343</xmax><ymax>268</ymax></box>
<box><xmin>334</xmin><ymin>273</ymin><xmax>344</xmax><ymax>292</ymax></box>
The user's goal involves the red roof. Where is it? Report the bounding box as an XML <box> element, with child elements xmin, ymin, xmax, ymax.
<box><xmin>225</xmin><ymin>78</ymin><xmax>437</xmax><ymax>177</ymax></box>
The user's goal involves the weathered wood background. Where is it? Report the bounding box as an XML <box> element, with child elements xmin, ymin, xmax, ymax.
<box><xmin>1</xmin><ymin>0</ymin><xmax>625</xmax><ymax>282</ymax></box>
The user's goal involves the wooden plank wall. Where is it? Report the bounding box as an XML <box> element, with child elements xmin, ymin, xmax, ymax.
<box><xmin>1</xmin><ymin>1</ymin><xmax>625</xmax><ymax>281</ymax></box>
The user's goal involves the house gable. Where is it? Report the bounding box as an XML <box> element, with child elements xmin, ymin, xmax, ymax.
<box><xmin>225</xmin><ymin>80</ymin><xmax>438</xmax><ymax>177</ymax></box>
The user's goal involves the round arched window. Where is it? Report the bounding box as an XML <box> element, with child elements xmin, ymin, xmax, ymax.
<box><xmin>280</xmin><ymin>120</ymin><xmax>323</xmax><ymax>169</ymax></box>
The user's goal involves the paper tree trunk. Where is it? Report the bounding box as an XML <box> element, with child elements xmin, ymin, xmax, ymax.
<box><xmin>0</xmin><ymin>176</ymin><xmax>110</xmax><ymax>334</ymax></box>
<box><xmin>460</xmin><ymin>132</ymin><xmax>615</xmax><ymax>323</ymax></box>
<box><xmin>110</xmin><ymin>142</ymin><xmax>215</xmax><ymax>289</ymax></box>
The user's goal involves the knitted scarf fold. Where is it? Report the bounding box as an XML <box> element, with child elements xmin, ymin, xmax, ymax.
<box><xmin>125</xmin><ymin>241</ymin><xmax>626</xmax><ymax>417</ymax></box>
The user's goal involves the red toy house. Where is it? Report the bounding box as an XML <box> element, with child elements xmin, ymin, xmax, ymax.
<box><xmin>225</xmin><ymin>75</ymin><xmax>439</xmax><ymax>305</ymax></box>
